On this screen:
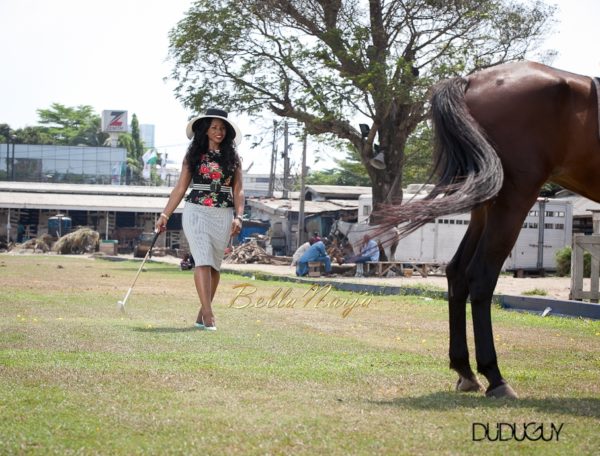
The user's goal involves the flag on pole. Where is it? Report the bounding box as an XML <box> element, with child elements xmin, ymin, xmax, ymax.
<box><xmin>160</xmin><ymin>154</ymin><xmax>167</xmax><ymax>181</ymax></box>
<box><xmin>142</xmin><ymin>149</ymin><xmax>158</xmax><ymax>165</ymax></box>
<box><xmin>142</xmin><ymin>149</ymin><xmax>158</xmax><ymax>180</ymax></box>
<box><xmin>111</xmin><ymin>162</ymin><xmax>122</xmax><ymax>185</ymax></box>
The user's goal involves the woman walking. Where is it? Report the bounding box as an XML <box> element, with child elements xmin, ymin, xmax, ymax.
<box><xmin>156</xmin><ymin>108</ymin><xmax>244</xmax><ymax>331</ymax></box>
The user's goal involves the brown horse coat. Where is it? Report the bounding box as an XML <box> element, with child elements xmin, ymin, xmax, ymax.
<box><xmin>384</xmin><ymin>61</ymin><xmax>600</xmax><ymax>397</ymax></box>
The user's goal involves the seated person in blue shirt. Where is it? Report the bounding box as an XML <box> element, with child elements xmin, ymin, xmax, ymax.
<box><xmin>347</xmin><ymin>234</ymin><xmax>380</xmax><ymax>264</ymax></box>
<box><xmin>309</xmin><ymin>231</ymin><xmax>321</xmax><ymax>244</ymax></box>
<box><xmin>296</xmin><ymin>238</ymin><xmax>332</xmax><ymax>276</ymax></box>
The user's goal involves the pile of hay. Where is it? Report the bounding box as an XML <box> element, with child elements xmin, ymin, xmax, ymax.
<box><xmin>53</xmin><ymin>228</ymin><xmax>100</xmax><ymax>254</ymax></box>
<box><xmin>21</xmin><ymin>234</ymin><xmax>54</xmax><ymax>253</ymax></box>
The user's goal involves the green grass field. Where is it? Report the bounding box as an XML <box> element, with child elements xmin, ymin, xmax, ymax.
<box><xmin>1</xmin><ymin>254</ymin><xmax>599</xmax><ymax>455</ymax></box>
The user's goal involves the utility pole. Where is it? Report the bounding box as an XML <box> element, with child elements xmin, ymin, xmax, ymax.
<box><xmin>282</xmin><ymin>121</ymin><xmax>290</xmax><ymax>199</ymax></box>
<box><xmin>5</xmin><ymin>140</ymin><xmax>9</xmax><ymax>178</ymax></box>
<box><xmin>10</xmin><ymin>141</ymin><xmax>15</xmax><ymax>180</ymax></box>
<box><xmin>268</xmin><ymin>120</ymin><xmax>277</xmax><ymax>197</ymax></box>
<box><xmin>297</xmin><ymin>131</ymin><xmax>308</xmax><ymax>248</ymax></box>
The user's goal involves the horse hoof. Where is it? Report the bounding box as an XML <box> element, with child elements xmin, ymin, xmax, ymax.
<box><xmin>456</xmin><ymin>376</ymin><xmax>484</xmax><ymax>393</ymax></box>
<box><xmin>485</xmin><ymin>383</ymin><xmax>518</xmax><ymax>399</ymax></box>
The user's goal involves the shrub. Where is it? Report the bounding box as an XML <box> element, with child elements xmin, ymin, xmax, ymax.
<box><xmin>522</xmin><ymin>288</ymin><xmax>548</xmax><ymax>296</ymax></box>
<box><xmin>555</xmin><ymin>246</ymin><xmax>591</xmax><ymax>277</ymax></box>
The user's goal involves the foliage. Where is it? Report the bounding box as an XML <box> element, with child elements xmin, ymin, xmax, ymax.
<box><xmin>540</xmin><ymin>181</ymin><xmax>563</xmax><ymax>197</ymax></box>
<box><xmin>402</xmin><ymin>123</ymin><xmax>434</xmax><ymax>186</ymax></box>
<box><xmin>555</xmin><ymin>246</ymin><xmax>571</xmax><ymax>276</ymax></box>
<box><xmin>148</xmin><ymin>160</ymin><xmax>164</xmax><ymax>186</ymax></box>
<box><xmin>521</xmin><ymin>288</ymin><xmax>548</xmax><ymax>296</ymax></box>
<box><xmin>124</xmin><ymin>114</ymin><xmax>145</xmax><ymax>184</ymax></box>
<box><xmin>555</xmin><ymin>246</ymin><xmax>591</xmax><ymax>277</ymax></box>
<box><xmin>0</xmin><ymin>123</ymin><xmax>11</xmax><ymax>141</ymax></box>
<box><xmin>308</xmin><ymin>122</ymin><xmax>434</xmax><ymax>187</ymax></box>
<box><xmin>130</xmin><ymin>113</ymin><xmax>145</xmax><ymax>162</ymax></box>
<box><xmin>169</xmin><ymin>0</ymin><xmax>556</xmax><ymax>205</ymax></box>
<box><xmin>307</xmin><ymin>144</ymin><xmax>371</xmax><ymax>186</ymax></box>
<box><xmin>36</xmin><ymin>103</ymin><xmax>108</xmax><ymax>146</ymax></box>
<box><xmin>2</xmin><ymin>104</ymin><xmax>108</xmax><ymax>147</ymax></box>
<box><xmin>109</xmin><ymin>113</ymin><xmax>163</xmax><ymax>186</ymax></box>
<box><xmin>12</xmin><ymin>126</ymin><xmax>54</xmax><ymax>145</ymax></box>
<box><xmin>116</xmin><ymin>133</ymin><xmax>139</xmax><ymax>184</ymax></box>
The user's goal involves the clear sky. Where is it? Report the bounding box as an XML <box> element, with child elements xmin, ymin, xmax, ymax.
<box><xmin>0</xmin><ymin>0</ymin><xmax>598</xmax><ymax>174</ymax></box>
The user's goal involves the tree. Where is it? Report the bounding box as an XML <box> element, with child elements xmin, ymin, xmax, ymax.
<box><xmin>13</xmin><ymin>126</ymin><xmax>54</xmax><ymax>145</ymax></box>
<box><xmin>308</xmin><ymin>123</ymin><xmax>433</xmax><ymax>186</ymax></box>
<box><xmin>130</xmin><ymin>114</ymin><xmax>145</xmax><ymax>163</ymax></box>
<box><xmin>37</xmin><ymin>103</ymin><xmax>108</xmax><ymax>146</ymax></box>
<box><xmin>0</xmin><ymin>124</ymin><xmax>11</xmax><ymax>141</ymax></box>
<box><xmin>307</xmin><ymin>145</ymin><xmax>372</xmax><ymax>186</ymax></box>
<box><xmin>402</xmin><ymin>122</ymin><xmax>434</xmax><ymax>186</ymax></box>
<box><xmin>115</xmin><ymin>133</ymin><xmax>136</xmax><ymax>181</ymax></box>
<box><xmin>3</xmin><ymin>105</ymin><xmax>108</xmax><ymax>147</ymax></box>
<box><xmin>122</xmin><ymin>114</ymin><xmax>163</xmax><ymax>186</ymax></box>
<box><xmin>169</xmin><ymin>0</ymin><xmax>555</xmax><ymax>210</ymax></box>
<box><xmin>2</xmin><ymin>123</ymin><xmax>53</xmax><ymax>145</ymax></box>
<box><xmin>126</xmin><ymin>114</ymin><xmax>147</xmax><ymax>184</ymax></box>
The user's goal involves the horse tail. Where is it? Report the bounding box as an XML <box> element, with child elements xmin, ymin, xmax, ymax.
<box><xmin>378</xmin><ymin>76</ymin><xmax>504</xmax><ymax>237</ymax></box>
<box><xmin>428</xmin><ymin>77</ymin><xmax>503</xmax><ymax>205</ymax></box>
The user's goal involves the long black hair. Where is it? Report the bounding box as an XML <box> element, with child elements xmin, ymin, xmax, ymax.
<box><xmin>184</xmin><ymin>117</ymin><xmax>241</xmax><ymax>176</ymax></box>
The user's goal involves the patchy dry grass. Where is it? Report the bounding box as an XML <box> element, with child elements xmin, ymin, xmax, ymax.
<box><xmin>0</xmin><ymin>253</ymin><xmax>599</xmax><ymax>455</ymax></box>
<box><xmin>521</xmin><ymin>288</ymin><xmax>549</xmax><ymax>296</ymax></box>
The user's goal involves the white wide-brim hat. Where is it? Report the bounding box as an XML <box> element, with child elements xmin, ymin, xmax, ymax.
<box><xmin>186</xmin><ymin>108</ymin><xmax>242</xmax><ymax>146</ymax></box>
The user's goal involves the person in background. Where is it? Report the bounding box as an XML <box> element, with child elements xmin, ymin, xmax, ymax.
<box><xmin>17</xmin><ymin>223</ymin><xmax>25</xmax><ymax>243</ymax></box>
<box><xmin>346</xmin><ymin>234</ymin><xmax>380</xmax><ymax>277</ymax></box>
<box><xmin>296</xmin><ymin>238</ymin><xmax>332</xmax><ymax>276</ymax></box>
<box><xmin>309</xmin><ymin>231</ymin><xmax>321</xmax><ymax>244</ymax></box>
<box><xmin>156</xmin><ymin>108</ymin><xmax>244</xmax><ymax>331</ymax></box>
<box><xmin>180</xmin><ymin>253</ymin><xmax>195</xmax><ymax>271</ymax></box>
<box><xmin>291</xmin><ymin>238</ymin><xmax>315</xmax><ymax>267</ymax></box>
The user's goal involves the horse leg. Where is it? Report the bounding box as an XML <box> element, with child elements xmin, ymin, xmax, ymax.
<box><xmin>447</xmin><ymin>208</ymin><xmax>486</xmax><ymax>393</ymax></box>
<box><xmin>467</xmin><ymin>195</ymin><xmax>539</xmax><ymax>398</ymax></box>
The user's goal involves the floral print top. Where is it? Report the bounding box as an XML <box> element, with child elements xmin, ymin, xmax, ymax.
<box><xmin>185</xmin><ymin>150</ymin><xmax>235</xmax><ymax>208</ymax></box>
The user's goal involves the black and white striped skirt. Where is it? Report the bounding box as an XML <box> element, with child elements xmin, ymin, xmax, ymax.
<box><xmin>182</xmin><ymin>202</ymin><xmax>233</xmax><ymax>270</ymax></box>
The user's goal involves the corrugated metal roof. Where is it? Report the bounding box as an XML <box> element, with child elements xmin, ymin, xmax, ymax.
<box><xmin>556</xmin><ymin>195</ymin><xmax>600</xmax><ymax>217</ymax></box>
<box><xmin>0</xmin><ymin>182</ymin><xmax>358</xmax><ymax>214</ymax></box>
<box><xmin>0</xmin><ymin>181</ymin><xmax>173</xmax><ymax>197</ymax></box>
<box><xmin>327</xmin><ymin>199</ymin><xmax>361</xmax><ymax>207</ymax></box>
<box><xmin>0</xmin><ymin>182</ymin><xmax>181</xmax><ymax>212</ymax></box>
<box><xmin>306</xmin><ymin>185</ymin><xmax>371</xmax><ymax>196</ymax></box>
<box><xmin>247</xmin><ymin>198</ymin><xmax>357</xmax><ymax>215</ymax></box>
<box><xmin>0</xmin><ymin>191</ymin><xmax>182</xmax><ymax>213</ymax></box>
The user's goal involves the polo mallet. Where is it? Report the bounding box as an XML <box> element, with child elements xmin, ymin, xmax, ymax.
<box><xmin>117</xmin><ymin>229</ymin><xmax>161</xmax><ymax>312</ymax></box>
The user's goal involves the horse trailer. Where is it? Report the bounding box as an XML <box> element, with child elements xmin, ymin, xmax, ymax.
<box><xmin>357</xmin><ymin>195</ymin><xmax>572</xmax><ymax>272</ymax></box>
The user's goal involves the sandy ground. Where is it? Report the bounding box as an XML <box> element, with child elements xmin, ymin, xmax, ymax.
<box><xmin>148</xmin><ymin>254</ymin><xmax>577</xmax><ymax>300</ymax></box>
<box><xmin>219</xmin><ymin>262</ymin><xmax>579</xmax><ymax>300</ymax></box>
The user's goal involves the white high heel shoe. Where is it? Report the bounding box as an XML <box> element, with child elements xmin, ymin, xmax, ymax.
<box><xmin>202</xmin><ymin>316</ymin><xmax>217</xmax><ymax>331</ymax></box>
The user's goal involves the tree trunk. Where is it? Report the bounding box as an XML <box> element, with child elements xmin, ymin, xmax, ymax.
<box><xmin>363</xmin><ymin>116</ymin><xmax>407</xmax><ymax>224</ymax></box>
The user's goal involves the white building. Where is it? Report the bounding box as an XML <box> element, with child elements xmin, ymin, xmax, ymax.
<box><xmin>139</xmin><ymin>124</ymin><xmax>155</xmax><ymax>149</ymax></box>
<box><xmin>243</xmin><ymin>173</ymin><xmax>277</xmax><ymax>197</ymax></box>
